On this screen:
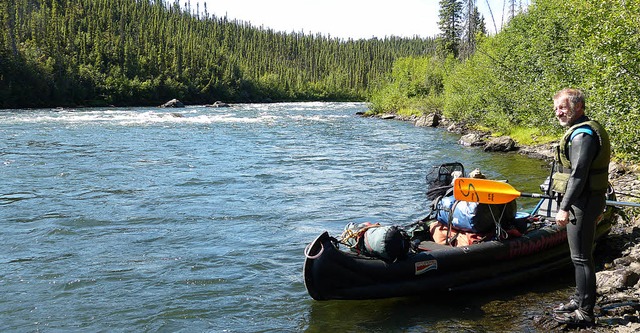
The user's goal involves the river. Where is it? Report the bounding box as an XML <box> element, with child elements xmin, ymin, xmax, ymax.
<box><xmin>0</xmin><ymin>102</ymin><xmax>575</xmax><ymax>332</ymax></box>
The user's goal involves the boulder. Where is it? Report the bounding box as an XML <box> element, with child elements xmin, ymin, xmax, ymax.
<box><xmin>447</xmin><ymin>122</ymin><xmax>466</xmax><ymax>134</ymax></box>
<box><xmin>160</xmin><ymin>99</ymin><xmax>184</xmax><ymax>108</ymax></box>
<box><xmin>483</xmin><ymin>136</ymin><xmax>517</xmax><ymax>152</ymax></box>
<box><xmin>597</xmin><ymin>268</ymin><xmax>638</xmax><ymax>294</ymax></box>
<box><xmin>208</xmin><ymin>101</ymin><xmax>230</xmax><ymax>108</ymax></box>
<box><xmin>459</xmin><ymin>133</ymin><xmax>485</xmax><ymax>147</ymax></box>
<box><xmin>517</xmin><ymin>143</ymin><xmax>555</xmax><ymax>160</ymax></box>
<box><xmin>415</xmin><ymin>113</ymin><xmax>440</xmax><ymax>127</ymax></box>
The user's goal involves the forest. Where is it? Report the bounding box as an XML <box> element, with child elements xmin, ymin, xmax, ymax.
<box><xmin>0</xmin><ymin>0</ymin><xmax>435</xmax><ymax>108</ymax></box>
<box><xmin>369</xmin><ymin>0</ymin><xmax>640</xmax><ymax>162</ymax></box>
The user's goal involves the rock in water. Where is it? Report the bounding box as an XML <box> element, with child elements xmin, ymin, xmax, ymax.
<box><xmin>160</xmin><ymin>99</ymin><xmax>184</xmax><ymax>108</ymax></box>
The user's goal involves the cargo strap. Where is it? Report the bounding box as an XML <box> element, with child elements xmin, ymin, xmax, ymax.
<box><xmin>487</xmin><ymin>201</ymin><xmax>509</xmax><ymax>240</ymax></box>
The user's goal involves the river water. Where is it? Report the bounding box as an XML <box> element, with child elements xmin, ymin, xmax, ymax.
<box><xmin>0</xmin><ymin>102</ymin><xmax>574</xmax><ymax>332</ymax></box>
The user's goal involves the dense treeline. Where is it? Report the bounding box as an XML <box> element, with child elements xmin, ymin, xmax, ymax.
<box><xmin>369</xmin><ymin>0</ymin><xmax>640</xmax><ymax>162</ymax></box>
<box><xmin>0</xmin><ymin>0</ymin><xmax>435</xmax><ymax>108</ymax></box>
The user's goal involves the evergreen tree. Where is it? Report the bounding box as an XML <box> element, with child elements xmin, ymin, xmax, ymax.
<box><xmin>437</xmin><ymin>0</ymin><xmax>463</xmax><ymax>58</ymax></box>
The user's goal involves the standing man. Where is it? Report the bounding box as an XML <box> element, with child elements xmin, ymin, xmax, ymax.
<box><xmin>550</xmin><ymin>88</ymin><xmax>611</xmax><ymax>326</ymax></box>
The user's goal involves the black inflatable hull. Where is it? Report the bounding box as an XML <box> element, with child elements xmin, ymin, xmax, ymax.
<box><xmin>303</xmin><ymin>200</ymin><xmax>615</xmax><ymax>301</ymax></box>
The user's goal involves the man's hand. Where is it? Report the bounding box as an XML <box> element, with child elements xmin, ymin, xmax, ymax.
<box><xmin>556</xmin><ymin>209</ymin><xmax>571</xmax><ymax>227</ymax></box>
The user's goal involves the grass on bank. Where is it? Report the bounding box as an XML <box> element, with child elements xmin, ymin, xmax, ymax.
<box><xmin>508</xmin><ymin>127</ymin><xmax>556</xmax><ymax>146</ymax></box>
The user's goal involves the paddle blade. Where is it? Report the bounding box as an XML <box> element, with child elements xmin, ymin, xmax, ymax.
<box><xmin>453</xmin><ymin>177</ymin><xmax>521</xmax><ymax>204</ymax></box>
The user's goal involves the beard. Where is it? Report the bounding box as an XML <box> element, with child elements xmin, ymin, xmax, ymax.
<box><xmin>557</xmin><ymin>108</ymin><xmax>576</xmax><ymax>127</ymax></box>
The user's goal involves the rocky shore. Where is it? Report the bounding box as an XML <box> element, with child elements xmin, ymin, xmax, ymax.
<box><xmin>369</xmin><ymin>112</ymin><xmax>640</xmax><ymax>332</ymax></box>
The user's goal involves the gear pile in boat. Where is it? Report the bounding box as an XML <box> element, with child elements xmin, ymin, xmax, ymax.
<box><xmin>338</xmin><ymin>162</ymin><xmax>528</xmax><ymax>260</ymax></box>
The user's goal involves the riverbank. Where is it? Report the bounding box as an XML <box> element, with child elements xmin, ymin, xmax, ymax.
<box><xmin>367</xmin><ymin>111</ymin><xmax>640</xmax><ymax>332</ymax></box>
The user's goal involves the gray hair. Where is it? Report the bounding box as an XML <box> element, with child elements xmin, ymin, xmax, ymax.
<box><xmin>554</xmin><ymin>88</ymin><xmax>585</xmax><ymax>112</ymax></box>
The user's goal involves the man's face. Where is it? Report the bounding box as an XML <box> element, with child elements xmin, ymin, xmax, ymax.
<box><xmin>554</xmin><ymin>95</ymin><xmax>575</xmax><ymax>127</ymax></box>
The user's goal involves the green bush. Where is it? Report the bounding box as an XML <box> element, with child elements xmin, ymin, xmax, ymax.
<box><xmin>369</xmin><ymin>56</ymin><xmax>446</xmax><ymax>115</ymax></box>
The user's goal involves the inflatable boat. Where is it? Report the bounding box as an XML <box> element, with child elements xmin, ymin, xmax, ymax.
<box><xmin>303</xmin><ymin>163</ymin><xmax>617</xmax><ymax>301</ymax></box>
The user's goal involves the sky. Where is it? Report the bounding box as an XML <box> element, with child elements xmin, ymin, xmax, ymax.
<box><xmin>186</xmin><ymin>0</ymin><xmax>530</xmax><ymax>40</ymax></box>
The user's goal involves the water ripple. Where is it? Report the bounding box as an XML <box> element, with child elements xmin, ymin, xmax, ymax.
<box><xmin>0</xmin><ymin>192</ymin><xmax>39</xmax><ymax>205</ymax></box>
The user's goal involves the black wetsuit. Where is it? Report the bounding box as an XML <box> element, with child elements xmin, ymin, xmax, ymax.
<box><xmin>558</xmin><ymin>115</ymin><xmax>606</xmax><ymax>316</ymax></box>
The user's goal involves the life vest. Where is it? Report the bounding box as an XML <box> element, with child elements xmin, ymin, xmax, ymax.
<box><xmin>551</xmin><ymin>118</ymin><xmax>610</xmax><ymax>194</ymax></box>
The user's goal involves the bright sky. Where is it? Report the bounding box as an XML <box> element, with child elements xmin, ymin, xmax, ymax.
<box><xmin>187</xmin><ymin>0</ymin><xmax>530</xmax><ymax>39</ymax></box>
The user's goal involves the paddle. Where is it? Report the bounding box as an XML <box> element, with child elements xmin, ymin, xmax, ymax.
<box><xmin>453</xmin><ymin>177</ymin><xmax>640</xmax><ymax>208</ymax></box>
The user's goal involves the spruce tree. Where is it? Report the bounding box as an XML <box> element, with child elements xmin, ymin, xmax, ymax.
<box><xmin>437</xmin><ymin>0</ymin><xmax>463</xmax><ymax>58</ymax></box>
